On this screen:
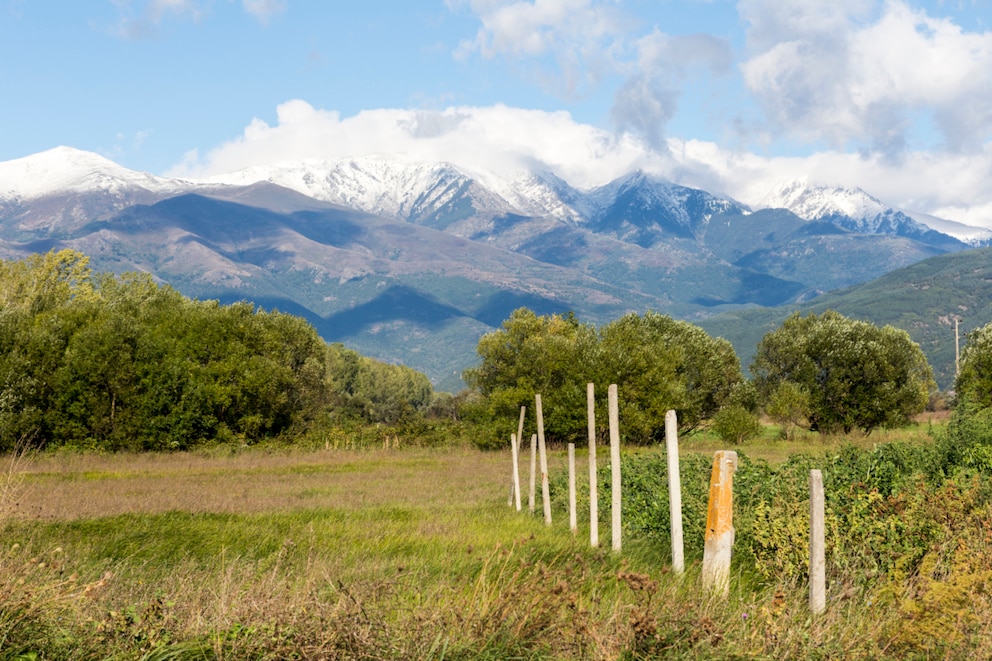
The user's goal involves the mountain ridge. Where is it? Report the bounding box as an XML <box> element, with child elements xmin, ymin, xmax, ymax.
<box><xmin>1</xmin><ymin>147</ymin><xmax>988</xmax><ymax>389</ymax></box>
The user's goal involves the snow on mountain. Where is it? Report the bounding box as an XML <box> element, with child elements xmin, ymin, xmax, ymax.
<box><xmin>0</xmin><ymin>146</ymin><xmax>187</xmax><ymax>201</ymax></box>
<box><xmin>199</xmin><ymin>157</ymin><xmax>517</xmax><ymax>222</ymax></box>
<box><xmin>901</xmin><ymin>210</ymin><xmax>992</xmax><ymax>245</ymax></box>
<box><xmin>756</xmin><ymin>178</ymin><xmax>945</xmax><ymax>237</ymax></box>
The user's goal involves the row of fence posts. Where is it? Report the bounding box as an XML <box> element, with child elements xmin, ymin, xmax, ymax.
<box><xmin>506</xmin><ymin>384</ymin><xmax>828</xmax><ymax>614</ymax></box>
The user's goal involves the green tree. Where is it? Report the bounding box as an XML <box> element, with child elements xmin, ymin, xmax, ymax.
<box><xmin>955</xmin><ymin>321</ymin><xmax>992</xmax><ymax>410</ymax></box>
<box><xmin>752</xmin><ymin>311</ymin><xmax>934</xmax><ymax>434</ymax></box>
<box><xmin>599</xmin><ymin>311</ymin><xmax>743</xmax><ymax>440</ymax></box>
<box><xmin>463</xmin><ymin>308</ymin><xmax>598</xmax><ymax>444</ymax></box>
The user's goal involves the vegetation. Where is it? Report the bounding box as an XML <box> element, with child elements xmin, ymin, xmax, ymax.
<box><xmin>752</xmin><ymin>311</ymin><xmax>935</xmax><ymax>434</ymax></box>
<box><xmin>700</xmin><ymin>246</ymin><xmax>992</xmax><ymax>390</ymax></box>
<box><xmin>955</xmin><ymin>320</ymin><xmax>992</xmax><ymax>411</ymax></box>
<box><xmin>0</xmin><ymin>250</ymin><xmax>445</xmax><ymax>452</ymax></box>
<box><xmin>464</xmin><ymin>308</ymin><xmax>744</xmax><ymax>446</ymax></box>
<box><xmin>2</xmin><ymin>412</ymin><xmax>992</xmax><ymax>659</ymax></box>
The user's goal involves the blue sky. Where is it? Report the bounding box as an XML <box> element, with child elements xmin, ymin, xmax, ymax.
<box><xmin>3</xmin><ymin>1</ymin><xmax>992</xmax><ymax>225</ymax></box>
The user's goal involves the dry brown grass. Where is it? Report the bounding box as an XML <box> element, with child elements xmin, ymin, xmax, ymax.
<box><xmin>10</xmin><ymin>447</ymin><xmax>529</xmax><ymax>520</ymax></box>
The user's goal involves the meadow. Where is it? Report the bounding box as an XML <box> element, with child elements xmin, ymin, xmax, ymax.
<box><xmin>1</xmin><ymin>418</ymin><xmax>990</xmax><ymax>660</ymax></box>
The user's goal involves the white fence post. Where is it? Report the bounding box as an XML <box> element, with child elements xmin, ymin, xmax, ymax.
<box><xmin>809</xmin><ymin>469</ymin><xmax>826</xmax><ymax>615</ymax></box>
<box><xmin>568</xmin><ymin>443</ymin><xmax>577</xmax><ymax>534</ymax></box>
<box><xmin>665</xmin><ymin>410</ymin><xmax>684</xmax><ymax>575</ymax></box>
<box><xmin>701</xmin><ymin>450</ymin><xmax>738</xmax><ymax>597</ymax></box>
<box><xmin>536</xmin><ymin>394</ymin><xmax>552</xmax><ymax>525</ymax></box>
<box><xmin>529</xmin><ymin>433</ymin><xmax>537</xmax><ymax>514</ymax></box>
<box><xmin>609</xmin><ymin>384</ymin><xmax>621</xmax><ymax>552</ymax></box>
<box><xmin>587</xmin><ymin>383</ymin><xmax>598</xmax><ymax>548</ymax></box>
<box><xmin>509</xmin><ymin>406</ymin><xmax>526</xmax><ymax>506</ymax></box>
<box><xmin>510</xmin><ymin>433</ymin><xmax>521</xmax><ymax>512</ymax></box>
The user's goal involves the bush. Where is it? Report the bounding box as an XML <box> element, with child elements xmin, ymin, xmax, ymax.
<box><xmin>711</xmin><ymin>405</ymin><xmax>763</xmax><ymax>445</ymax></box>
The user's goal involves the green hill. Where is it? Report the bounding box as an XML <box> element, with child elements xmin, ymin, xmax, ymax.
<box><xmin>698</xmin><ymin>247</ymin><xmax>992</xmax><ymax>391</ymax></box>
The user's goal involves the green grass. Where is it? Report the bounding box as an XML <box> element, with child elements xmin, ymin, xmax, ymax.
<box><xmin>1</xmin><ymin>428</ymin><xmax>989</xmax><ymax>660</ymax></box>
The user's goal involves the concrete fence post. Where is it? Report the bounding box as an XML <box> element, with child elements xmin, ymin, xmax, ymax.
<box><xmin>809</xmin><ymin>469</ymin><xmax>826</xmax><ymax>615</ymax></box>
<box><xmin>510</xmin><ymin>433</ymin><xmax>521</xmax><ymax>512</ymax></box>
<box><xmin>587</xmin><ymin>383</ymin><xmax>599</xmax><ymax>548</ymax></box>
<box><xmin>609</xmin><ymin>384</ymin><xmax>621</xmax><ymax>552</ymax></box>
<box><xmin>568</xmin><ymin>443</ymin><xmax>577</xmax><ymax>534</ymax></box>
<box><xmin>509</xmin><ymin>406</ymin><xmax>526</xmax><ymax>506</ymax></box>
<box><xmin>529</xmin><ymin>433</ymin><xmax>537</xmax><ymax>514</ymax></box>
<box><xmin>665</xmin><ymin>410</ymin><xmax>684</xmax><ymax>575</ymax></box>
<box><xmin>536</xmin><ymin>394</ymin><xmax>552</xmax><ymax>525</ymax></box>
<box><xmin>702</xmin><ymin>450</ymin><xmax>738</xmax><ymax>597</ymax></box>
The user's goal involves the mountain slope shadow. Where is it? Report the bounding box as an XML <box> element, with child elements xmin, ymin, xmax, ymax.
<box><xmin>472</xmin><ymin>291</ymin><xmax>572</xmax><ymax>327</ymax></box>
<box><xmin>321</xmin><ymin>285</ymin><xmax>467</xmax><ymax>340</ymax></box>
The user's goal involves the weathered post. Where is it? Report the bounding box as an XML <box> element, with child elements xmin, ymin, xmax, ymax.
<box><xmin>510</xmin><ymin>433</ymin><xmax>522</xmax><ymax>512</ymax></box>
<box><xmin>702</xmin><ymin>450</ymin><xmax>738</xmax><ymax>597</ymax></box>
<box><xmin>665</xmin><ymin>410</ymin><xmax>684</xmax><ymax>575</ymax></box>
<box><xmin>587</xmin><ymin>383</ymin><xmax>599</xmax><ymax>548</ymax></box>
<box><xmin>609</xmin><ymin>384</ymin><xmax>621</xmax><ymax>551</ymax></box>
<box><xmin>536</xmin><ymin>394</ymin><xmax>552</xmax><ymax>525</ymax></box>
<box><xmin>508</xmin><ymin>406</ymin><xmax>526</xmax><ymax>506</ymax></box>
<box><xmin>568</xmin><ymin>443</ymin><xmax>577</xmax><ymax>534</ymax></box>
<box><xmin>809</xmin><ymin>469</ymin><xmax>826</xmax><ymax>614</ymax></box>
<box><xmin>529</xmin><ymin>433</ymin><xmax>537</xmax><ymax>514</ymax></box>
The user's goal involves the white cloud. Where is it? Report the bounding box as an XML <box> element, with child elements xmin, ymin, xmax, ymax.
<box><xmin>166</xmin><ymin>100</ymin><xmax>669</xmax><ymax>189</ymax></box>
<box><xmin>452</xmin><ymin>0</ymin><xmax>629</xmax><ymax>97</ymax></box>
<box><xmin>166</xmin><ymin>99</ymin><xmax>992</xmax><ymax>228</ymax></box>
<box><xmin>739</xmin><ymin>0</ymin><xmax>992</xmax><ymax>155</ymax></box>
<box><xmin>612</xmin><ymin>30</ymin><xmax>732</xmax><ymax>148</ymax></box>
<box><xmin>451</xmin><ymin>0</ymin><xmax>732</xmax><ymax>147</ymax></box>
<box><xmin>111</xmin><ymin>0</ymin><xmax>205</xmax><ymax>39</ymax></box>
<box><xmin>242</xmin><ymin>0</ymin><xmax>285</xmax><ymax>25</ymax></box>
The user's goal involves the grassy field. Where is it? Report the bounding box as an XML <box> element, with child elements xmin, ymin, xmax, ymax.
<box><xmin>1</xmin><ymin>422</ymin><xmax>988</xmax><ymax>659</ymax></box>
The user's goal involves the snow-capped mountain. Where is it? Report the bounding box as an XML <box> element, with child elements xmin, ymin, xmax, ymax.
<box><xmin>0</xmin><ymin>146</ymin><xmax>192</xmax><ymax>235</ymax></box>
<box><xmin>754</xmin><ymin>179</ymin><xmax>965</xmax><ymax>249</ymax></box>
<box><xmin>0</xmin><ymin>146</ymin><xmax>986</xmax><ymax>389</ymax></box>
<box><xmin>584</xmin><ymin>171</ymin><xmax>748</xmax><ymax>246</ymax></box>
<box><xmin>0</xmin><ymin>146</ymin><xmax>186</xmax><ymax>201</ymax></box>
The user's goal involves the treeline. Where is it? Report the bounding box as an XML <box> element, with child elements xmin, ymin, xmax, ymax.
<box><xmin>464</xmin><ymin>307</ymin><xmax>938</xmax><ymax>448</ymax></box>
<box><xmin>0</xmin><ymin>250</ymin><xmax>440</xmax><ymax>451</ymax></box>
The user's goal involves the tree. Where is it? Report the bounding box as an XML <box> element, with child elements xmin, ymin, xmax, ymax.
<box><xmin>463</xmin><ymin>308</ymin><xmax>742</xmax><ymax>444</ymax></box>
<box><xmin>463</xmin><ymin>308</ymin><xmax>598</xmax><ymax>443</ymax></box>
<box><xmin>599</xmin><ymin>312</ymin><xmax>743</xmax><ymax>439</ymax></box>
<box><xmin>752</xmin><ymin>311</ymin><xmax>934</xmax><ymax>434</ymax></box>
<box><xmin>955</xmin><ymin>321</ymin><xmax>992</xmax><ymax>410</ymax></box>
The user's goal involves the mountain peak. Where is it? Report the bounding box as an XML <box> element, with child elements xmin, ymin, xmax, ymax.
<box><xmin>0</xmin><ymin>146</ymin><xmax>182</xmax><ymax>200</ymax></box>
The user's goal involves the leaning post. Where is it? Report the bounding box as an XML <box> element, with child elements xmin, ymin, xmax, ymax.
<box><xmin>609</xmin><ymin>384</ymin><xmax>621</xmax><ymax>552</ymax></box>
<box><xmin>587</xmin><ymin>383</ymin><xmax>599</xmax><ymax>548</ymax></box>
<box><xmin>510</xmin><ymin>433</ymin><xmax>521</xmax><ymax>512</ymax></box>
<box><xmin>508</xmin><ymin>406</ymin><xmax>526</xmax><ymax>506</ymax></box>
<box><xmin>701</xmin><ymin>450</ymin><xmax>738</xmax><ymax>597</ymax></box>
<box><xmin>809</xmin><ymin>469</ymin><xmax>826</xmax><ymax>615</ymax></box>
<box><xmin>665</xmin><ymin>410</ymin><xmax>685</xmax><ymax>575</ymax></box>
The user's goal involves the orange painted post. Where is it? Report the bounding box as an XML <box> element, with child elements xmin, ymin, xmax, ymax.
<box><xmin>701</xmin><ymin>450</ymin><xmax>738</xmax><ymax>597</ymax></box>
<box><xmin>587</xmin><ymin>383</ymin><xmax>599</xmax><ymax>548</ymax></box>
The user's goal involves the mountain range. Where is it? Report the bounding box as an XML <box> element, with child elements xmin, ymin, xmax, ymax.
<box><xmin>2</xmin><ymin>146</ymin><xmax>989</xmax><ymax>391</ymax></box>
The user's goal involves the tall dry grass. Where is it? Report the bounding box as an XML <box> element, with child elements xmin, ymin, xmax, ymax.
<box><xmin>0</xmin><ymin>441</ymin><xmax>989</xmax><ymax>659</ymax></box>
